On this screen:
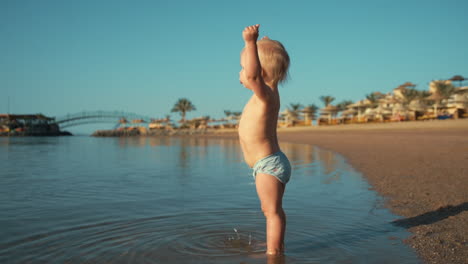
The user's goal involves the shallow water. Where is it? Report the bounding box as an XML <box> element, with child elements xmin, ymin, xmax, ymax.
<box><xmin>0</xmin><ymin>137</ymin><xmax>420</xmax><ymax>263</ymax></box>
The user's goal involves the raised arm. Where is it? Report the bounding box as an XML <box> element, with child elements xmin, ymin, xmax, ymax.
<box><xmin>242</xmin><ymin>24</ymin><xmax>269</xmax><ymax>100</ymax></box>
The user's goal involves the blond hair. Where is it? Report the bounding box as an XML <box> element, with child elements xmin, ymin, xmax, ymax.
<box><xmin>257</xmin><ymin>39</ymin><xmax>290</xmax><ymax>86</ymax></box>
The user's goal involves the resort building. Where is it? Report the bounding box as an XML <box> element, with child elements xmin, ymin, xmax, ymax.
<box><xmin>0</xmin><ymin>114</ymin><xmax>66</xmax><ymax>136</ymax></box>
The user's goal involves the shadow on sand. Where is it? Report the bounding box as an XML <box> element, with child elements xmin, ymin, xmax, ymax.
<box><xmin>391</xmin><ymin>202</ymin><xmax>468</xmax><ymax>228</ymax></box>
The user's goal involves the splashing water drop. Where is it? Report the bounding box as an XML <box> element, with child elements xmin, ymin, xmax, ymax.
<box><xmin>249</xmin><ymin>233</ymin><xmax>252</xmax><ymax>245</ymax></box>
<box><xmin>233</xmin><ymin>228</ymin><xmax>240</xmax><ymax>240</ymax></box>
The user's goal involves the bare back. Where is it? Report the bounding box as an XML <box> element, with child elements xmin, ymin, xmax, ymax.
<box><xmin>238</xmin><ymin>85</ymin><xmax>280</xmax><ymax>167</ymax></box>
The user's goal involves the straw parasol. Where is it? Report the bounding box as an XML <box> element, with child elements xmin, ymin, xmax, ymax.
<box><xmin>280</xmin><ymin>109</ymin><xmax>295</xmax><ymax>125</ymax></box>
<box><xmin>131</xmin><ymin>119</ymin><xmax>146</xmax><ymax>124</ymax></box>
<box><xmin>425</xmin><ymin>92</ymin><xmax>444</xmax><ymax>101</ymax></box>
<box><xmin>321</xmin><ymin>104</ymin><xmax>338</xmax><ymax>112</ymax></box>
<box><xmin>425</xmin><ymin>92</ymin><xmax>445</xmax><ymax>116</ymax></box>
<box><xmin>381</xmin><ymin>96</ymin><xmax>400</xmax><ymax>105</ymax></box>
<box><xmin>374</xmin><ymin>104</ymin><xmax>393</xmax><ymax>115</ymax></box>
<box><xmin>320</xmin><ymin>105</ymin><xmax>339</xmax><ymax>123</ymax></box>
<box><xmin>401</xmin><ymin>82</ymin><xmax>417</xmax><ymax>88</ymax></box>
<box><xmin>340</xmin><ymin>108</ymin><xmax>357</xmax><ymax>116</ymax></box>
<box><xmin>364</xmin><ymin>107</ymin><xmax>378</xmax><ymax>116</ymax></box>
<box><xmin>408</xmin><ymin>100</ymin><xmax>427</xmax><ymax>112</ymax></box>
<box><xmin>449</xmin><ymin>75</ymin><xmax>466</xmax><ymax>87</ymax></box>
<box><xmin>347</xmin><ymin>100</ymin><xmax>371</xmax><ymax>119</ymax></box>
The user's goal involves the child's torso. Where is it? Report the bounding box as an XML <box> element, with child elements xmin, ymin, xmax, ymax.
<box><xmin>238</xmin><ymin>91</ymin><xmax>280</xmax><ymax>167</ymax></box>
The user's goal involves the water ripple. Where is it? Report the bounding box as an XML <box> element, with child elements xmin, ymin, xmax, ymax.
<box><xmin>0</xmin><ymin>210</ymin><xmax>268</xmax><ymax>263</ymax></box>
<box><xmin>0</xmin><ymin>137</ymin><xmax>420</xmax><ymax>264</ymax></box>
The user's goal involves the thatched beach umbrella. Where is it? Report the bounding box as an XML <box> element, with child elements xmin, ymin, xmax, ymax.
<box><xmin>425</xmin><ymin>92</ymin><xmax>444</xmax><ymax>117</ymax></box>
<box><xmin>409</xmin><ymin>100</ymin><xmax>428</xmax><ymax>112</ymax></box>
<box><xmin>131</xmin><ymin>119</ymin><xmax>146</xmax><ymax>124</ymax></box>
<box><xmin>374</xmin><ymin>104</ymin><xmax>392</xmax><ymax>115</ymax></box>
<box><xmin>364</xmin><ymin>107</ymin><xmax>377</xmax><ymax>117</ymax></box>
<box><xmin>449</xmin><ymin>75</ymin><xmax>466</xmax><ymax>87</ymax></box>
<box><xmin>391</xmin><ymin>103</ymin><xmax>408</xmax><ymax>119</ymax></box>
<box><xmin>347</xmin><ymin>100</ymin><xmax>370</xmax><ymax>119</ymax></box>
<box><xmin>321</xmin><ymin>104</ymin><xmax>338</xmax><ymax>112</ymax></box>
<box><xmin>280</xmin><ymin>109</ymin><xmax>294</xmax><ymax>125</ymax></box>
<box><xmin>376</xmin><ymin>94</ymin><xmax>395</xmax><ymax>105</ymax></box>
<box><xmin>339</xmin><ymin>108</ymin><xmax>357</xmax><ymax>123</ymax></box>
<box><xmin>401</xmin><ymin>82</ymin><xmax>417</xmax><ymax>88</ymax></box>
<box><xmin>340</xmin><ymin>108</ymin><xmax>357</xmax><ymax>116</ymax></box>
<box><xmin>320</xmin><ymin>105</ymin><xmax>338</xmax><ymax>123</ymax></box>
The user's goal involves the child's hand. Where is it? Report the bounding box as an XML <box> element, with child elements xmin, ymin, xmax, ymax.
<box><xmin>243</xmin><ymin>24</ymin><xmax>260</xmax><ymax>43</ymax></box>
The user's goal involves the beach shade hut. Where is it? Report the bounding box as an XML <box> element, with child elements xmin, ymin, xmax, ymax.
<box><xmin>320</xmin><ymin>105</ymin><xmax>338</xmax><ymax>124</ymax></box>
<box><xmin>347</xmin><ymin>100</ymin><xmax>371</xmax><ymax>121</ymax></box>
<box><xmin>390</xmin><ymin>103</ymin><xmax>409</xmax><ymax>121</ymax></box>
<box><xmin>187</xmin><ymin>116</ymin><xmax>209</xmax><ymax>129</ymax></box>
<box><xmin>363</xmin><ymin>107</ymin><xmax>378</xmax><ymax>119</ymax></box>
<box><xmin>382</xmin><ymin>96</ymin><xmax>400</xmax><ymax>105</ymax></box>
<box><xmin>340</xmin><ymin>108</ymin><xmax>357</xmax><ymax>117</ymax></box>
<box><xmin>425</xmin><ymin>92</ymin><xmax>444</xmax><ymax>117</ymax></box>
<box><xmin>117</xmin><ymin>117</ymin><xmax>128</xmax><ymax>128</ymax></box>
<box><xmin>131</xmin><ymin>119</ymin><xmax>146</xmax><ymax>124</ymax></box>
<box><xmin>301</xmin><ymin>105</ymin><xmax>318</xmax><ymax>125</ymax></box>
<box><xmin>339</xmin><ymin>108</ymin><xmax>357</xmax><ymax>124</ymax></box>
<box><xmin>208</xmin><ymin>118</ymin><xmax>227</xmax><ymax>129</ymax></box>
<box><xmin>371</xmin><ymin>105</ymin><xmax>391</xmax><ymax>121</ymax></box>
<box><xmin>409</xmin><ymin>100</ymin><xmax>428</xmax><ymax>112</ymax></box>
<box><xmin>449</xmin><ymin>75</ymin><xmax>466</xmax><ymax>87</ymax></box>
<box><xmin>380</xmin><ymin>108</ymin><xmax>393</xmax><ymax>116</ymax></box>
<box><xmin>225</xmin><ymin>114</ymin><xmax>241</xmax><ymax>127</ymax></box>
<box><xmin>149</xmin><ymin>119</ymin><xmax>164</xmax><ymax>129</ymax></box>
<box><xmin>376</xmin><ymin>96</ymin><xmax>397</xmax><ymax>115</ymax></box>
<box><xmin>401</xmin><ymin>82</ymin><xmax>417</xmax><ymax>88</ymax></box>
<box><xmin>280</xmin><ymin>109</ymin><xmax>295</xmax><ymax>126</ymax></box>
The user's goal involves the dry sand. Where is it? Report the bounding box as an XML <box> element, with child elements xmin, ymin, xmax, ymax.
<box><xmin>208</xmin><ymin>119</ymin><xmax>468</xmax><ymax>264</ymax></box>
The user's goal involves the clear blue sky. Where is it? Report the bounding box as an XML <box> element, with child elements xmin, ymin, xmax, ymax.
<box><xmin>2</xmin><ymin>0</ymin><xmax>467</xmax><ymax>124</ymax></box>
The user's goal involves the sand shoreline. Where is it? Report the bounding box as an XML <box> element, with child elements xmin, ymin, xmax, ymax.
<box><xmin>204</xmin><ymin>119</ymin><xmax>468</xmax><ymax>264</ymax></box>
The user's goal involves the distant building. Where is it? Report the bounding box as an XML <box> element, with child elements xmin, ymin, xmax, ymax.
<box><xmin>0</xmin><ymin>114</ymin><xmax>69</xmax><ymax>136</ymax></box>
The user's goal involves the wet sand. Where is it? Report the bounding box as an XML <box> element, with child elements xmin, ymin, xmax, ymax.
<box><xmin>207</xmin><ymin>119</ymin><xmax>468</xmax><ymax>264</ymax></box>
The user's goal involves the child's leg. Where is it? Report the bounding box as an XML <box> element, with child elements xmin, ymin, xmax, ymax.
<box><xmin>255</xmin><ymin>173</ymin><xmax>286</xmax><ymax>255</ymax></box>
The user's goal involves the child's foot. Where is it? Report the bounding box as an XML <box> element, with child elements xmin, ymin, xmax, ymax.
<box><xmin>266</xmin><ymin>249</ymin><xmax>284</xmax><ymax>256</ymax></box>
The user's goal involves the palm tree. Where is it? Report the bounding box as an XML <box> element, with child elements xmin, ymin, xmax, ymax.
<box><xmin>417</xmin><ymin>90</ymin><xmax>431</xmax><ymax>100</ymax></box>
<box><xmin>223</xmin><ymin>110</ymin><xmax>239</xmax><ymax>126</ymax></box>
<box><xmin>432</xmin><ymin>81</ymin><xmax>457</xmax><ymax>100</ymax></box>
<box><xmin>426</xmin><ymin>81</ymin><xmax>456</xmax><ymax>117</ymax></box>
<box><xmin>231</xmin><ymin>111</ymin><xmax>242</xmax><ymax>126</ymax></box>
<box><xmin>401</xmin><ymin>88</ymin><xmax>420</xmax><ymax>106</ymax></box>
<box><xmin>365</xmin><ymin>93</ymin><xmax>384</xmax><ymax>108</ymax></box>
<box><xmin>232</xmin><ymin>111</ymin><xmax>242</xmax><ymax>117</ymax></box>
<box><xmin>319</xmin><ymin>96</ymin><xmax>335</xmax><ymax>107</ymax></box>
<box><xmin>287</xmin><ymin>103</ymin><xmax>303</xmax><ymax>121</ymax></box>
<box><xmin>415</xmin><ymin>90</ymin><xmax>431</xmax><ymax>109</ymax></box>
<box><xmin>171</xmin><ymin>98</ymin><xmax>196</xmax><ymax>123</ymax></box>
<box><xmin>399</xmin><ymin>88</ymin><xmax>432</xmax><ymax>115</ymax></box>
<box><xmin>224</xmin><ymin>110</ymin><xmax>232</xmax><ymax>118</ymax></box>
<box><xmin>302</xmin><ymin>104</ymin><xmax>318</xmax><ymax>124</ymax></box>
<box><xmin>336</xmin><ymin>100</ymin><xmax>353</xmax><ymax>112</ymax></box>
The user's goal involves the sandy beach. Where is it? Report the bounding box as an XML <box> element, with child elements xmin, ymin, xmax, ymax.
<box><xmin>207</xmin><ymin>119</ymin><xmax>468</xmax><ymax>263</ymax></box>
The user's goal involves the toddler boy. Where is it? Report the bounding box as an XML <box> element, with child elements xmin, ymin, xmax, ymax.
<box><xmin>238</xmin><ymin>24</ymin><xmax>291</xmax><ymax>256</ymax></box>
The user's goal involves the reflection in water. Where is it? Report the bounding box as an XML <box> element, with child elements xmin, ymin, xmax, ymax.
<box><xmin>0</xmin><ymin>137</ymin><xmax>419</xmax><ymax>264</ymax></box>
<box><xmin>114</xmin><ymin>137</ymin><xmax>243</xmax><ymax>170</ymax></box>
<box><xmin>281</xmin><ymin>142</ymin><xmax>315</xmax><ymax>165</ymax></box>
<box><xmin>281</xmin><ymin>142</ymin><xmax>343</xmax><ymax>184</ymax></box>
